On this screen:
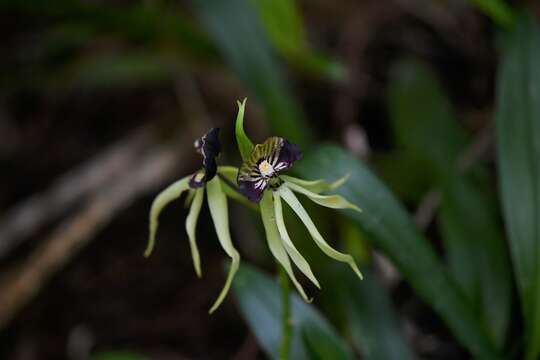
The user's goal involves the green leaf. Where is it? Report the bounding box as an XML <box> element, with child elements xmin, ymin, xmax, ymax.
<box><xmin>467</xmin><ymin>0</ymin><xmax>515</xmax><ymax>28</ymax></box>
<box><xmin>296</xmin><ymin>146</ymin><xmax>500</xmax><ymax>359</ymax></box>
<box><xmin>145</xmin><ymin>176</ymin><xmax>190</xmax><ymax>257</ymax></box>
<box><xmin>389</xmin><ymin>59</ymin><xmax>511</xmax><ymax>348</ymax></box>
<box><xmin>247</xmin><ymin>0</ymin><xmax>344</xmax><ymax>81</ymax></box>
<box><xmin>235</xmin><ymin>98</ymin><xmax>254</xmax><ymax>160</ymax></box>
<box><xmin>233</xmin><ymin>263</ymin><xmax>353</xmax><ymax>360</ymax></box>
<box><xmin>324</xmin><ymin>266</ymin><xmax>415</xmax><ymax>360</ymax></box>
<box><xmin>439</xmin><ymin>177</ymin><xmax>512</xmax><ymax>346</ymax></box>
<box><xmin>206</xmin><ymin>177</ymin><xmax>240</xmax><ymax>313</ymax></box>
<box><xmin>495</xmin><ymin>14</ymin><xmax>540</xmax><ymax>360</ymax></box>
<box><xmin>193</xmin><ymin>0</ymin><xmax>312</xmax><ymax>148</ymax></box>
<box><xmin>388</xmin><ymin>59</ymin><xmax>467</xmax><ymax>184</ymax></box>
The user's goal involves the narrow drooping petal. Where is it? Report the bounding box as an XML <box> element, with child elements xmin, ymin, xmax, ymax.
<box><xmin>279</xmin><ymin>186</ymin><xmax>363</xmax><ymax>280</ymax></box>
<box><xmin>273</xmin><ymin>191</ymin><xmax>321</xmax><ymax>289</ymax></box>
<box><xmin>280</xmin><ymin>174</ymin><xmax>350</xmax><ymax>194</ymax></box>
<box><xmin>185</xmin><ymin>188</ymin><xmax>205</xmax><ymax>277</ymax></box>
<box><xmin>146</xmin><ymin>177</ymin><xmax>190</xmax><ymax>257</ymax></box>
<box><xmin>238</xmin><ymin>137</ymin><xmax>302</xmax><ymax>202</ymax></box>
<box><xmin>189</xmin><ymin>128</ymin><xmax>221</xmax><ymax>188</ymax></box>
<box><xmin>184</xmin><ymin>188</ymin><xmax>196</xmax><ymax>208</ymax></box>
<box><xmin>285</xmin><ymin>182</ymin><xmax>361</xmax><ymax>212</ymax></box>
<box><xmin>206</xmin><ymin>177</ymin><xmax>240</xmax><ymax>313</ymax></box>
<box><xmin>260</xmin><ymin>192</ymin><xmax>312</xmax><ymax>302</ymax></box>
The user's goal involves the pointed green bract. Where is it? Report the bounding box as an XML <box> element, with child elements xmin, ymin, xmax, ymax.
<box><xmin>285</xmin><ymin>182</ymin><xmax>361</xmax><ymax>212</ymax></box>
<box><xmin>186</xmin><ymin>188</ymin><xmax>205</xmax><ymax>277</ymax></box>
<box><xmin>145</xmin><ymin>176</ymin><xmax>190</xmax><ymax>257</ymax></box>
<box><xmin>281</xmin><ymin>174</ymin><xmax>350</xmax><ymax>193</ymax></box>
<box><xmin>273</xmin><ymin>192</ymin><xmax>320</xmax><ymax>288</ymax></box>
<box><xmin>235</xmin><ymin>98</ymin><xmax>254</xmax><ymax>160</ymax></box>
<box><xmin>279</xmin><ymin>186</ymin><xmax>363</xmax><ymax>280</ymax></box>
<box><xmin>260</xmin><ymin>192</ymin><xmax>312</xmax><ymax>302</ymax></box>
<box><xmin>206</xmin><ymin>177</ymin><xmax>241</xmax><ymax>313</ymax></box>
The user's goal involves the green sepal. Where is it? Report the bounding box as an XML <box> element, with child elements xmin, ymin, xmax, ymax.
<box><xmin>278</xmin><ymin>186</ymin><xmax>363</xmax><ymax>280</ymax></box>
<box><xmin>235</xmin><ymin>98</ymin><xmax>254</xmax><ymax>160</ymax></box>
<box><xmin>145</xmin><ymin>176</ymin><xmax>190</xmax><ymax>257</ymax></box>
<box><xmin>285</xmin><ymin>181</ymin><xmax>361</xmax><ymax>212</ymax></box>
<box><xmin>273</xmin><ymin>191</ymin><xmax>321</xmax><ymax>288</ymax></box>
<box><xmin>206</xmin><ymin>177</ymin><xmax>241</xmax><ymax>313</ymax></box>
<box><xmin>281</xmin><ymin>174</ymin><xmax>350</xmax><ymax>193</ymax></box>
<box><xmin>185</xmin><ymin>188</ymin><xmax>205</xmax><ymax>277</ymax></box>
<box><xmin>260</xmin><ymin>191</ymin><xmax>312</xmax><ymax>302</ymax></box>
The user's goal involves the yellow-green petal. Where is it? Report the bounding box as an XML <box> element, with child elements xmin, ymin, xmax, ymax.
<box><xmin>185</xmin><ymin>188</ymin><xmax>204</xmax><ymax>278</ymax></box>
<box><xmin>280</xmin><ymin>174</ymin><xmax>350</xmax><ymax>193</ymax></box>
<box><xmin>206</xmin><ymin>177</ymin><xmax>240</xmax><ymax>313</ymax></box>
<box><xmin>260</xmin><ymin>191</ymin><xmax>312</xmax><ymax>302</ymax></box>
<box><xmin>279</xmin><ymin>186</ymin><xmax>363</xmax><ymax>280</ymax></box>
<box><xmin>145</xmin><ymin>176</ymin><xmax>190</xmax><ymax>257</ymax></box>
<box><xmin>273</xmin><ymin>191</ymin><xmax>321</xmax><ymax>289</ymax></box>
<box><xmin>184</xmin><ymin>188</ymin><xmax>196</xmax><ymax>208</ymax></box>
<box><xmin>285</xmin><ymin>181</ymin><xmax>361</xmax><ymax>212</ymax></box>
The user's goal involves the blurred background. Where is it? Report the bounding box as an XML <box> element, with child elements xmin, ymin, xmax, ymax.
<box><xmin>1</xmin><ymin>0</ymin><xmax>540</xmax><ymax>359</ymax></box>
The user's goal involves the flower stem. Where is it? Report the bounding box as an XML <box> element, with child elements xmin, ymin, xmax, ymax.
<box><xmin>279</xmin><ymin>265</ymin><xmax>292</xmax><ymax>360</ymax></box>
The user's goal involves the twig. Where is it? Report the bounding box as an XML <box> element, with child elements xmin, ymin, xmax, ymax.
<box><xmin>0</xmin><ymin>127</ymin><xmax>152</xmax><ymax>259</ymax></box>
<box><xmin>0</xmin><ymin>133</ymin><xmax>191</xmax><ymax>329</ymax></box>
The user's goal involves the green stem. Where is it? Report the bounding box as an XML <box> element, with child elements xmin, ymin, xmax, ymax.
<box><xmin>279</xmin><ymin>265</ymin><xmax>292</xmax><ymax>360</ymax></box>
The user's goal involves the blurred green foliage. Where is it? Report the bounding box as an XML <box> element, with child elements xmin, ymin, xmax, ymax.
<box><xmin>496</xmin><ymin>13</ymin><xmax>540</xmax><ymax>360</ymax></box>
<box><xmin>3</xmin><ymin>0</ymin><xmax>540</xmax><ymax>358</ymax></box>
<box><xmin>233</xmin><ymin>264</ymin><xmax>353</xmax><ymax>360</ymax></box>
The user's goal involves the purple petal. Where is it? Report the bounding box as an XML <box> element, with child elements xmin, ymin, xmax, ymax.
<box><xmin>191</xmin><ymin>128</ymin><xmax>221</xmax><ymax>187</ymax></box>
<box><xmin>238</xmin><ymin>179</ymin><xmax>266</xmax><ymax>203</ymax></box>
<box><xmin>276</xmin><ymin>139</ymin><xmax>302</xmax><ymax>172</ymax></box>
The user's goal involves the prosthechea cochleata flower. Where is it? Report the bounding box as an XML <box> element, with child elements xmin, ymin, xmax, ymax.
<box><xmin>145</xmin><ymin>99</ymin><xmax>363</xmax><ymax>313</ymax></box>
<box><xmin>144</xmin><ymin>127</ymin><xmax>241</xmax><ymax>314</ymax></box>
<box><xmin>232</xmin><ymin>98</ymin><xmax>363</xmax><ymax>302</ymax></box>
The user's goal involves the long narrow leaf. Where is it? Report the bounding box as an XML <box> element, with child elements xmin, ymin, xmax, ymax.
<box><xmin>496</xmin><ymin>14</ymin><xmax>540</xmax><ymax>360</ymax></box>
<box><xmin>233</xmin><ymin>263</ymin><xmax>353</xmax><ymax>360</ymax></box>
<box><xmin>193</xmin><ymin>0</ymin><xmax>312</xmax><ymax>148</ymax></box>
<box><xmin>296</xmin><ymin>146</ymin><xmax>500</xmax><ymax>358</ymax></box>
<box><xmin>389</xmin><ymin>59</ymin><xmax>511</xmax><ymax>347</ymax></box>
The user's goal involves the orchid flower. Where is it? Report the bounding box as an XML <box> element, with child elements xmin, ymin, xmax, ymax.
<box><xmin>144</xmin><ymin>128</ymin><xmax>240</xmax><ymax>314</ymax></box>
<box><xmin>145</xmin><ymin>99</ymin><xmax>363</xmax><ymax>314</ymax></box>
<box><xmin>232</xmin><ymin>99</ymin><xmax>363</xmax><ymax>302</ymax></box>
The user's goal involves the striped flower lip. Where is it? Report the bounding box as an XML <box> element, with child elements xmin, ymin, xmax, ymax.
<box><xmin>189</xmin><ymin>128</ymin><xmax>221</xmax><ymax>188</ymax></box>
<box><xmin>237</xmin><ymin>137</ymin><xmax>302</xmax><ymax>202</ymax></box>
